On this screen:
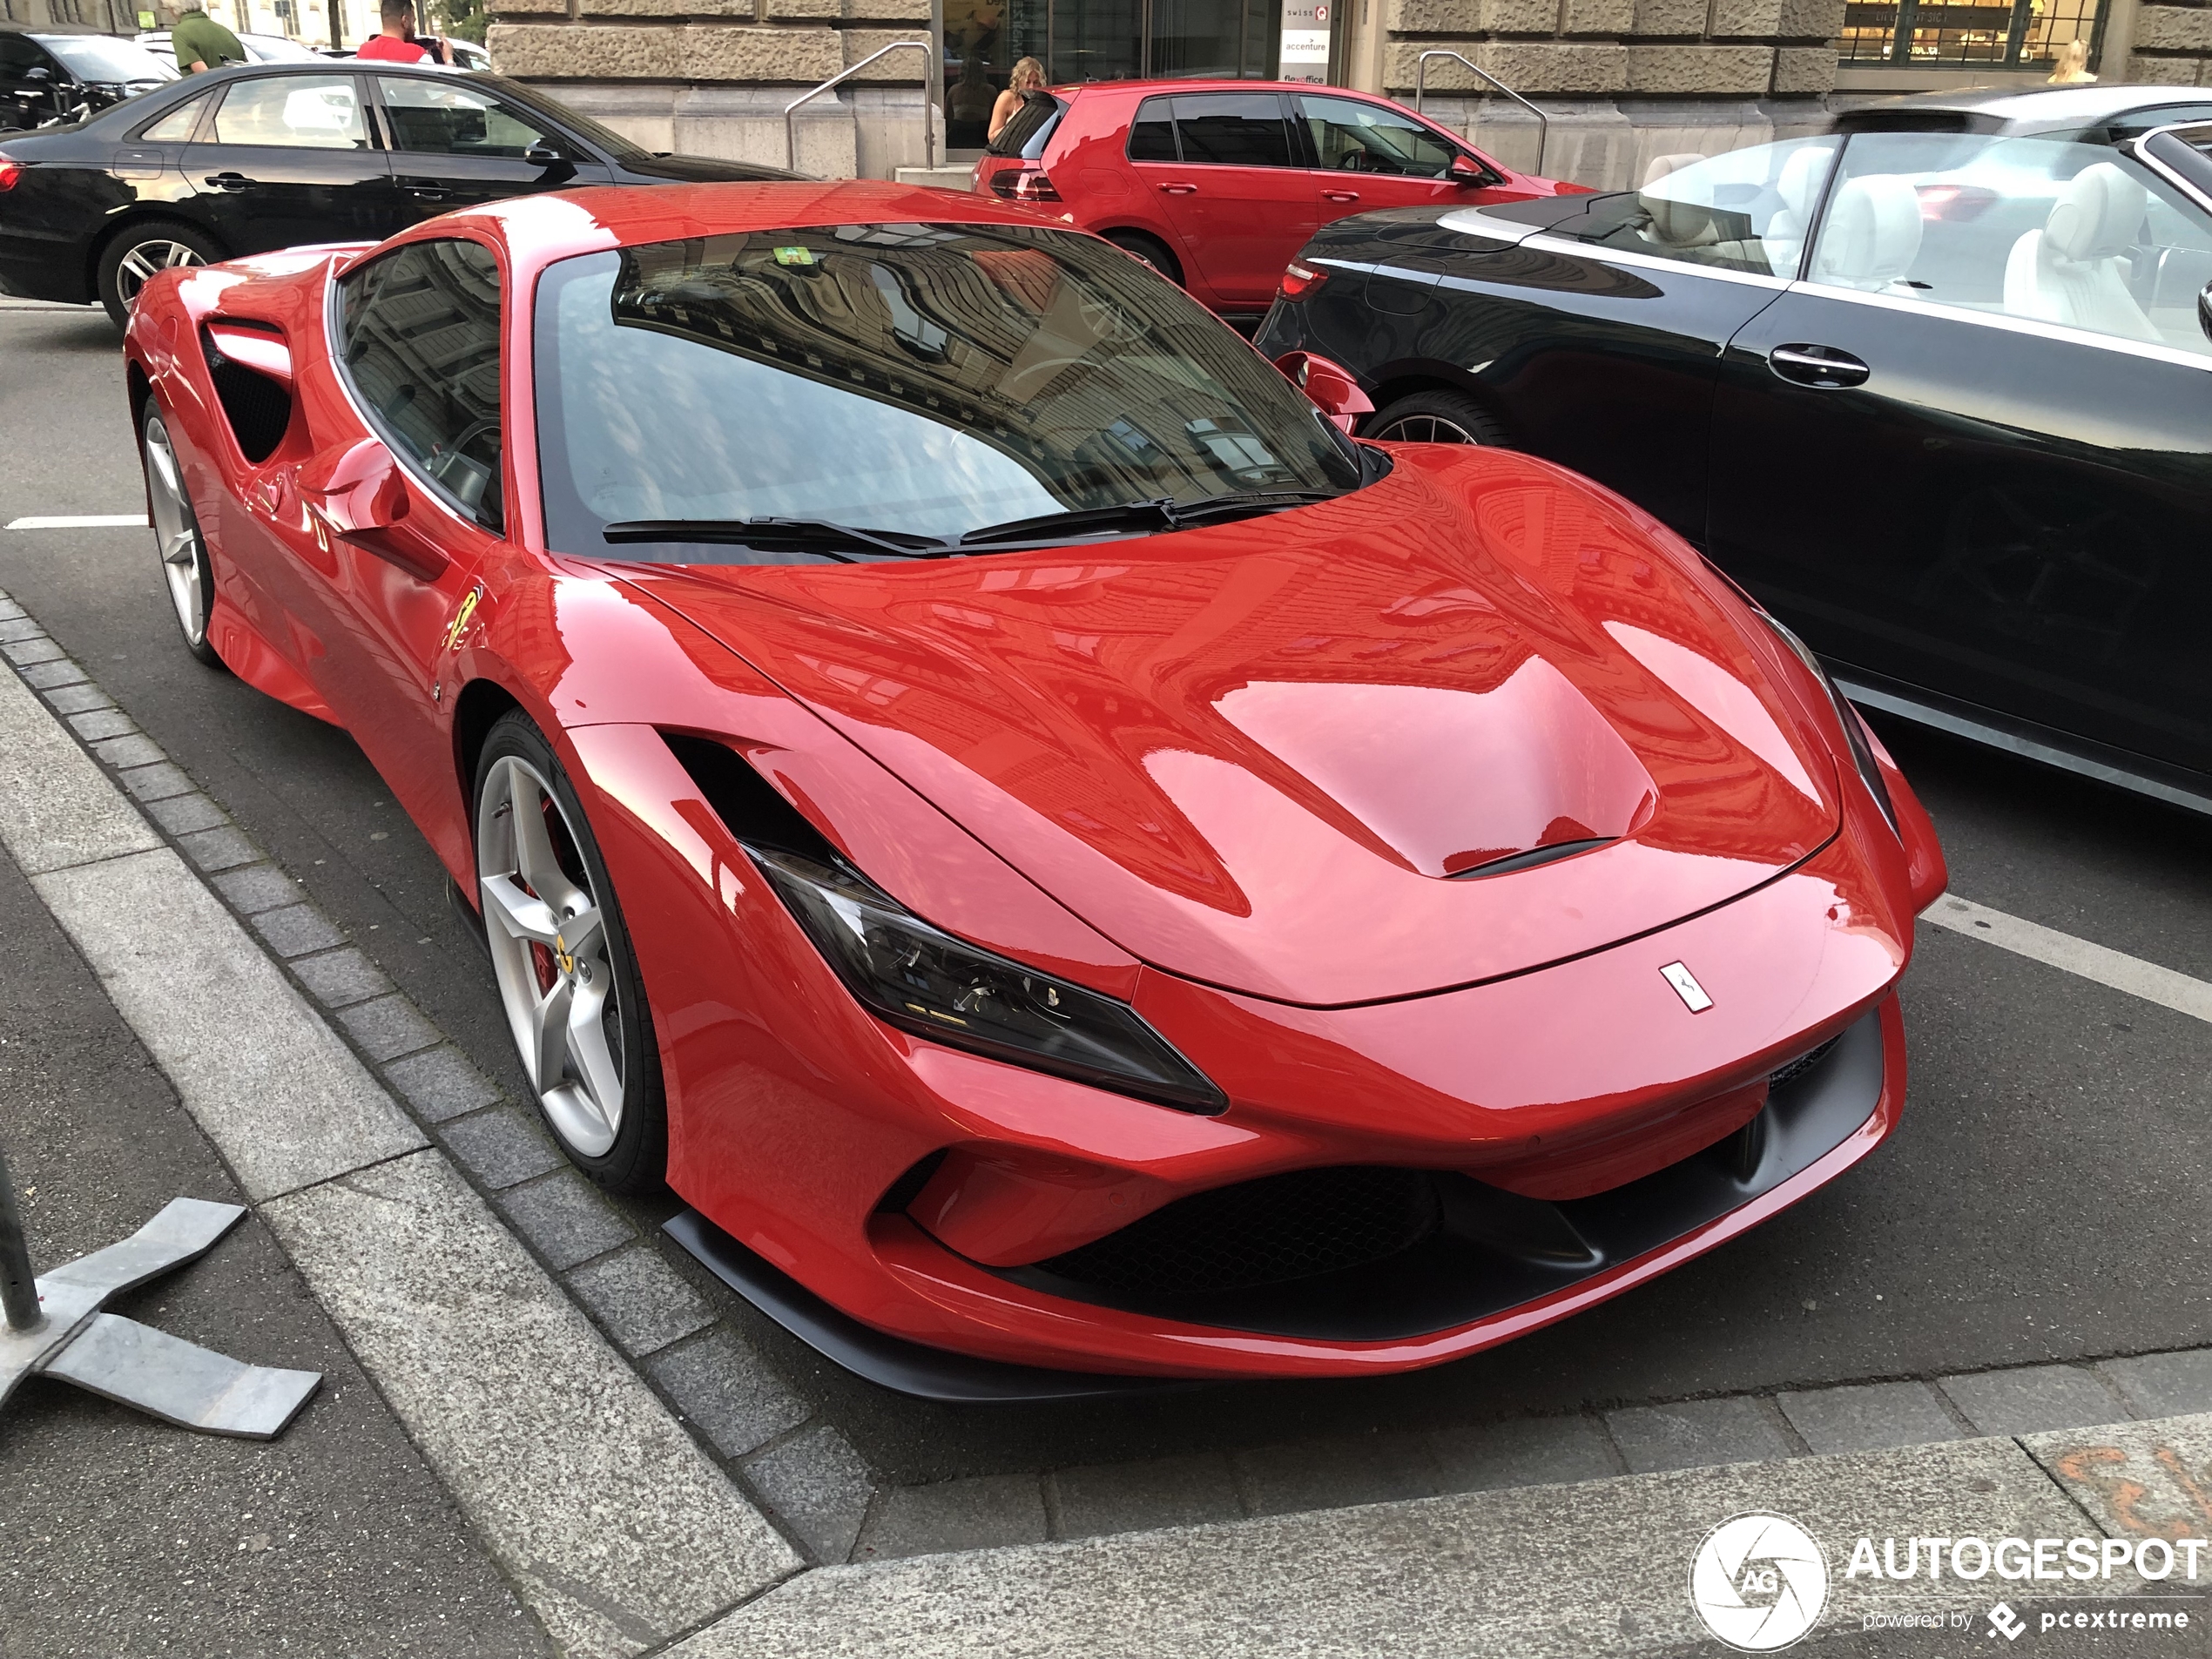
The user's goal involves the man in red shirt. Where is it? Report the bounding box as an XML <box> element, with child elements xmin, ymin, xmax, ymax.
<box><xmin>355</xmin><ymin>0</ymin><xmax>455</xmax><ymax>64</ymax></box>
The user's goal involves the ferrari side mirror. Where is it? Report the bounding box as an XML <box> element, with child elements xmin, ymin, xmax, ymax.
<box><xmin>1272</xmin><ymin>349</ymin><xmax>1375</xmax><ymax>435</ymax></box>
<box><xmin>303</xmin><ymin>438</ymin><xmax>448</xmax><ymax>581</ymax></box>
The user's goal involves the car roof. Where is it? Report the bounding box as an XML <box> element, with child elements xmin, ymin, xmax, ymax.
<box><xmin>1060</xmin><ymin>78</ymin><xmax>1374</xmax><ymax>98</ymax></box>
<box><xmin>1835</xmin><ymin>82</ymin><xmax>2212</xmax><ymax>135</ymax></box>
<box><xmin>3</xmin><ymin>20</ymin><xmax>111</xmax><ymax>34</ymax></box>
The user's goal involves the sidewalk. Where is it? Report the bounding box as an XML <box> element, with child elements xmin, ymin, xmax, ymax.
<box><xmin>0</xmin><ymin>832</ymin><xmax>550</xmax><ymax>1659</ymax></box>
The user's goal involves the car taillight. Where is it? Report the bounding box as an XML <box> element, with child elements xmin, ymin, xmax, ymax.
<box><xmin>1278</xmin><ymin>260</ymin><xmax>1326</xmax><ymax>300</ymax></box>
<box><xmin>0</xmin><ymin>158</ymin><xmax>21</xmax><ymax>192</ymax></box>
<box><xmin>988</xmin><ymin>166</ymin><xmax>1062</xmax><ymax>204</ymax></box>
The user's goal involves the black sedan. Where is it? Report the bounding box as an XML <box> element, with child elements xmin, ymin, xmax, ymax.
<box><xmin>2</xmin><ymin>24</ymin><xmax>175</xmax><ymax>132</ymax></box>
<box><xmin>0</xmin><ymin>58</ymin><xmax>792</xmax><ymax>322</ymax></box>
<box><xmin>1258</xmin><ymin>85</ymin><xmax>2212</xmax><ymax>814</ymax></box>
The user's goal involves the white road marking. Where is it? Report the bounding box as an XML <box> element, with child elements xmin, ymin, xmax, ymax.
<box><xmin>1923</xmin><ymin>894</ymin><xmax>2212</xmax><ymax>1025</ymax></box>
<box><xmin>5</xmin><ymin>515</ymin><xmax>149</xmax><ymax>529</ymax></box>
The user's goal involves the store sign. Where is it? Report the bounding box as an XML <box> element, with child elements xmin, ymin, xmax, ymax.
<box><xmin>1280</xmin><ymin>0</ymin><xmax>1329</xmax><ymax>82</ymax></box>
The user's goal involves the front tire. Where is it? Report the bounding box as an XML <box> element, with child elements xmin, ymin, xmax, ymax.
<box><xmin>141</xmin><ymin>406</ymin><xmax>223</xmax><ymax>668</ymax></box>
<box><xmin>474</xmin><ymin>712</ymin><xmax>667</xmax><ymax>1194</ymax></box>
<box><xmin>1365</xmin><ymin>389</ymin><xmax>1507</xmax><ymax>446</ymax></box>
<box><xmin>98</xmin><ymin>219</ymin><xmax>221</xmax><ymax>327</ymax></box>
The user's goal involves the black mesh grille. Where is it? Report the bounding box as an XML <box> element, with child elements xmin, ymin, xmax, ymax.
<box><xmin>200</xmin><ymin>328</ymin><xmax>293</xmax><ymax>463</ymax></box>
<box><xmin>1035</xmin><ymin>1166</ymin><xmax>1441</xmax><ymax>1298</ymax></box>
<box><xmin>1769</xmin><ymin>1035</ymin><xmax>1841</xmax><ymax>1092</ymax></box>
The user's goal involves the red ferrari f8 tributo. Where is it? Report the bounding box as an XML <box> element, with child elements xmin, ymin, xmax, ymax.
<box><xmin>122</xmin><ymin>181</ymin><xmax>1946</xmax><ymax>1391</ymax></box>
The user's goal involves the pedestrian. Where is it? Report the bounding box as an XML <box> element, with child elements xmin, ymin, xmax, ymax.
<box><xmin>355</xmin><ymin>0</ymin><xmax>456</xmax><ymax>65</ymax></box>
<box><xmin>169</xmin><ymin>3</ymin><xmax>246</xmax><ymax>73</ymax></box>
<box><xmin>987</xmin><ymin>56</ymin><xmax>1045</xmax><ymax>144</ymax></box>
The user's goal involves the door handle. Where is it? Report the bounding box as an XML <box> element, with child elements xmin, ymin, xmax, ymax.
<box><xmin>1157</xmin><ymin>181</ymin><xmax>1197</xmax><ymax>195</ymax></box>
<box><xmin>1322</xmin><ymin>189</ymin><xmax>1360</xmax><ymax>203</ymax></box>
<box><xmin>395</xmin><ymin>176</ymin><xmax>450</xmax><ymax>201</ymax></box>
<box><xmin>202</xmin><ymin>172</ymin><xmax>254</xmax><ymax>192</ymax></box>
<box><xmin>1767</xmin><ymin>343</ymin><xmax>1869</xmax><ymax>388</ymax></box>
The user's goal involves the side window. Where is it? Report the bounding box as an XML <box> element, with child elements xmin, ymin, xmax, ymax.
<box><xmin>1807</xmin><ymin>131</ymin><xmax>2212</xmax><ymax>354</ymax></box>
<box><xmin>336</xmin><ymin>239</ymin><xmax>504</xmax><ymax>529</ymax></box>
<box><xmin>1171</xmin><ymin>93</ymin><xmax>1295</xmax><ymax>169</ymax></box>
<box><xmin>212</xmin><ymin>75</ymin><xmax>368</xmax><ymax>150</ymax></box>
<box><xmin>379</xmin><ymin>78</ymin><xmax>554</xmax><ymax>158</ymax></box>
<box><xmin>0</xmin><ymin>37</ymin><xmax>44</xmax><ymax>74</ymax></box>
<box><xmin>1551</xmin><ymin>137</ymin><xmax>1838</xmax><ymax>278</ymax></box>
<box><xmin>1299</xmin><ymin>95</ymin><xmax>1457</xmax><ymax>179</ymax></box>
<box><xmin>138</xmin><ymin>91</ymin><xmax>212</xmax><ymax>143</ymax></box>
<box><xmin>1127</xmin><ymin>95</ymin><xmax>1177</xmax><ymax>162</ymax></box>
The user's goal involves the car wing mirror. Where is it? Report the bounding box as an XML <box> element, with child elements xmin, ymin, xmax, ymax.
<box><xmin>523</xmin><ymin>140</ymin><xmax>566</xmax><ymax>167</ymax></box>
<box><xmin>205</xmin><ymin>321</ymin><xmax>293</xmax><ymax>390</ymax></box>
<box><xmin>1449</xmin><ymin>152</ymin><xmax>1487</xmax><ymax>185</ymax></box>
<box><xmin>302</xmin><ymin>437</ymin><xmax>448</xmax><ymax>581</ymax></box>
<box><xmin>2199</xmin><ymin>277</ymin><xmax>2212</xmax><ymax>346</ymax></box>
<box><xmin>1273</xmin><ymin>349</ymin><xmax>1375</xmax><ymax>435</ymax></box>
<box><xmin>24</xmin><ymin>66</ymin><xmax>50</xmax><ymax>82</ymax></box>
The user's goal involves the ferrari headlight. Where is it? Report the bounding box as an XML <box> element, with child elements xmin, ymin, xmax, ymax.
<box><xmin>748</xmin><ymin>845</ymin><xmax>1227</xmax><ymax>1115</ymax></box>
<box><xmin>1760</xmin><ymin>612</ymin><xmax>1898</xmax><ymax>836</ymax></box>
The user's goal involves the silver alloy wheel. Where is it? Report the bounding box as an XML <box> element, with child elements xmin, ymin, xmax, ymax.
<box><xmin>143</xmin><ymin>414</ymin><xmax>206</xmax><ymax>649</ymax></box>
<box><xmin>1371</xmin><ymin>414</ymin><xmax>1481</xmax><ymax>443</ymax></box>
<box><xmin>477</xmin><ymin>755</ymin><xmax>628</xmax><ymax>1157</ymax></box>
<box><xmin>115</xmin><ymin>239</ymin><xmax>205</xmax><ymax>308</ymax></box>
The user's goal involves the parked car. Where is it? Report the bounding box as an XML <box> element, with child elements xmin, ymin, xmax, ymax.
<box><xmin>137</xmin><ymin>28</ymin><xmax>326</xmax><ymax>70</ymax></box>
<box><xmin>973</xmin><ymin>78</ymin><xmax>1586</xmax><ymax>318</ymax></box>
<box><xmin>120</xmin><ymin>179</ymin><xmax>1941</xmax><ymax>1388</ymax></box>
<box><xmin>1</xmin><ymin>24</ymin><xmax>174</xmax><ymax>132</ymax></box>
<box><xmin>0</xmin><ymin>58</ymin><xmax>792</xmax><ymax>322</ymax></box>
<box><xmin>1258</xmin><ymin>84</ymin><xmax>2212</xmax><ymax>816</ymax></box>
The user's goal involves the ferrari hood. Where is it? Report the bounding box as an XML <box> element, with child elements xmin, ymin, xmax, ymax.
<box><xmin>627</xmin><ymin>449</ymin><xmax>1840</xmax><ymax>1006</ymax></box>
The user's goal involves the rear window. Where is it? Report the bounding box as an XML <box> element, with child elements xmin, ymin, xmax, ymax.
<box><xmin>1128</xmin><ymin>95</ymin><xmax>1176</xmax><ymax>161</ymax></box>
<box><xmin>986</xmin><ymin>91</ymin><xmax>1063</xmax><ymax>159</ymax></box>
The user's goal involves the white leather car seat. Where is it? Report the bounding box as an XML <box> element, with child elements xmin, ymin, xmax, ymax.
<box><xmin>1809</xmin><ymin>174</ymin><xmax>1924</xmax><ymax>290</ymax></box>
<box><xmin>1642</xmin><ymin>152</ymin><xmax>1707</xmax><ymax>187</ymax></box>
<box><xmin>2002</xmin><ymin>162</ymin><xmax>2158</xmax><ymax>341</ymax></box>
<box><xmin>1763</xmin><ymin>144</ymin><xmax>1836</xmax><ymax>276</ymax></box>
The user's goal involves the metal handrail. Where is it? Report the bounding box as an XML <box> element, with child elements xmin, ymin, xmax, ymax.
<box><xmin>1413</xmin><ymin>49</ymin><xmax>1548</xmax><ymax>178</ymax></box>
<box><xmin>785</xmin><ymin>41</ymin><xmax>935</xmax><ymax>175</ymax></box>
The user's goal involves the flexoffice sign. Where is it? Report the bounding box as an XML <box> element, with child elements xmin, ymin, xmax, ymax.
<box><xmin>1689</xmin><ymin>1511</ymin><xmax>2209</xmax><ymax>1650</ymax></box>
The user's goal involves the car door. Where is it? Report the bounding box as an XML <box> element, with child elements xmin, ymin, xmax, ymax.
<box><xmin>187</xmin><ymin>71</ymin><xmax>398</xmax><ymax>253</ymax></box>
<box><xmin>278</xmin><ymin>236</ymin><xmax>504</xmax><ymax>846</ymax></box>
<box><xmin>0</xmin><ymin>35</ymin><xmax>64</xmax><ymax>129</ymax></box>
<box><xmin>1382</xmin><ymin>138</ymin><xmax>1834</xmax><ymax>543</ymax></box>
<box><xmin>371</xmin><ymin>73</ymin><xmax>610</xmax><ymax>221</ymax></box>
<box><xmin>1296</xmin><ymin>92</ymin><xmax>1498</xmax><ymax>226</ymax></box>
<box><xmin>1128</xmin><ymin>91</ymin><xmax>1315</xmax><ymax>309</ymax></box>
<box><xmin>1707</xmin><ymin>128</ymin><xmax>2212</xmax><ymax>772</ymax></box>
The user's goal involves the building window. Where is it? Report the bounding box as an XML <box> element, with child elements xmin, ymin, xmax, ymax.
<box><xmin>1840</xmin><ymin>0</ymin><xmax>2103</xmax><ymax>70</ymax></box>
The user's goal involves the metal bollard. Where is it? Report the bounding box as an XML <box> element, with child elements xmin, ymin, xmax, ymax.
<box><xmin>0</xmin><ymin>1143</ymin><xmax>43</xmax><ymax>1332</ymax></box>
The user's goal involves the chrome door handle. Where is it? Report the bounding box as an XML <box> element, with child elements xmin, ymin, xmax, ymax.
<box><xmin>395</xmin><ymin>175</ymin><xmax>449</xmax><ymax>200</ymax></box>
<box><xmin>1322</xmin><ymin>189</ymin><xmax>1359</xmax><ymax>203</ymax></box>
<box><xmin>202</xmin><ymin>172</ymin><xmax>254</xmax><ymax>192</ymax></box>
<box><xmin>1767</xmin><ymin>343</ymin><xmax>1869</xmax><ymax>388</ymax></box>
<box><xmin>1157</xmin><ymin>181</ymin><xmax>1197</xmax><ymax>195</ymax></box>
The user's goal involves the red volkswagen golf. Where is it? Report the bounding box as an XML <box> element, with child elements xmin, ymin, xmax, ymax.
<box><xmin>974</xmin><ymin>80</ymin><xmax>1586</xmax><ymax>316</ymax></box>
<box><xmin>124</xmin><ymin>183</ymin><xmax>1943</xmax><ymax>1392</ymax></box>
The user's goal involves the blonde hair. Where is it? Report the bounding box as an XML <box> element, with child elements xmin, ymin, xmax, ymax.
<box><xmin>1009</xmin><ymin>57</ymin><xmax>1047</xmax><ymax>91</ymax></box>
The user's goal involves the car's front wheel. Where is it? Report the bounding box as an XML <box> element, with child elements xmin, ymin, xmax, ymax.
<box><xmin>1365</xmin><ymin>389</ymin><xmax>1507</xmax><ymax>446</ymax></box>
<box><xmin>474</xmin><ymin>712</ymin><xmax>666</xmax><ymax>1193</ymax></box>
<box><xmin>140</xmin><ymin>405</ymin><xmax>223</xmax><ymax>668</ymax></box>
<box><xmin>98</xmin><ymin>220</ymin><xmax>221</xmax><ymax>327</ymax></box>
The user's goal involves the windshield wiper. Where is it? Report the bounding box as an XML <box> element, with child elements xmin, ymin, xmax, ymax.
<box><xmin>601</xmin><ymin>517</ymin><xmax>949</xmax><ymax>561</ymax></box>
<box><xmin>957</xmin><ymin>489</ymin><xmax>1337</xmax><ymax>550</ymax></box>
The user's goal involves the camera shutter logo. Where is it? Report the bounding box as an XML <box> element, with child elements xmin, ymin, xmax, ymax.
<box><xmin>1689</xmin><ymin>1512</ymin><xmax>1829</xmax><ymax>1651</ymax></box>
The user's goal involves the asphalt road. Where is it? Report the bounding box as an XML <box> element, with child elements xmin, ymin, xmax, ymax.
<box><xmin>3</xmin><ymin>299</ymin><xmax>2209</xmax><ymax>1487</ymax></box>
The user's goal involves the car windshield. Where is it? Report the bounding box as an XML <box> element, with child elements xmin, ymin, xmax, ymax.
<box><xmin>534</xmin><ymin>221</ymin><xmax>1363</xmax><ymax>562</ymax></box>
<box><xmin>40</xmin><ymin>33</ymin><xmax>175</xmax><ymax>83</ymax></box>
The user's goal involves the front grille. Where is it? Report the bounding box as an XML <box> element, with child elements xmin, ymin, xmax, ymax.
<box><xmin>1769</xmin><ymin>1035</ymin><xmax>1842</xmax><ymax>1092</ymax></box>
<box><xmin>1035</xmin><ymin>1166</ymin><xmax>1440</xmax><ymax>1298</ymax></box>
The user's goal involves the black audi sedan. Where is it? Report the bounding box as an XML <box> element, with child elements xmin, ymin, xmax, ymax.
<box><xmin>1257</xmin><ymin>85</ymin><xmax>2212</xmax><ymax>813</ymax></box>
<box><xmin>0</xmin><ymin>58</ymin><xmax>793</xmax><ymax>322</ymax></box>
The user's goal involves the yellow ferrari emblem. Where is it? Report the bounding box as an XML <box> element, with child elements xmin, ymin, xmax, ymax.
<box><xmin>442</xmin><ymin>585</ymin><xmax>483</xmax><ymax>653</ymax></box>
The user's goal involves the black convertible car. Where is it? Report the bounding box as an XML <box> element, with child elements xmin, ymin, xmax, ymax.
<box><xmin>1258</xmin><ymin>86</ymin><xmax>2212</xmax><ymax>813</ymax></box>
<box><xmin>0</xmin><ymin>58</ymin><xmax>792</xmax><ymax>322</ymax></box>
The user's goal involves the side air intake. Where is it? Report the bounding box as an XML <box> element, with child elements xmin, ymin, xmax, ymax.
<box><xmin>199</xmin><ymin>323</ymin><xmax>292</xmax><ymax>463</ymax></box>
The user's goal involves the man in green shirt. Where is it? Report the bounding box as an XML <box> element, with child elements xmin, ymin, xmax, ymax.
<box><xmin>169</xmin><ymin>6</ymin><xmax>246</xmax><ymax>72</ymax></box>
